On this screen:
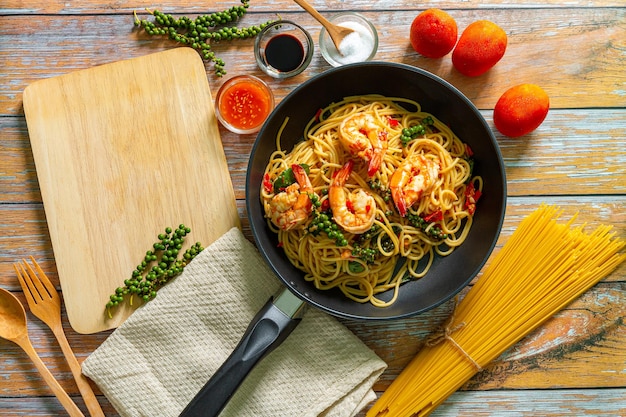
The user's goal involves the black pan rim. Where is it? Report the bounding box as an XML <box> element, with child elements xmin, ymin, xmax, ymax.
<box><xmin>245</xmin><ymin>62</ymin><xmax>507</xmax><ymax>321</ymax></box>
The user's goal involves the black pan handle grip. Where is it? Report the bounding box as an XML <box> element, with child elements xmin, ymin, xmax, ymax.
<box><xmin>179</xmin><ymin>291</ymin><xmax>304</xmax><ymax>417</ymax></box>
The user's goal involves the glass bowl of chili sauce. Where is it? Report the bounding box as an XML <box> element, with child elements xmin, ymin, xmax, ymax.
<box><xmin>254</xmin><ymin>20</ymin><xmax>314</xmax><ymax>79</ymax></box>
<box><xmin>215</xmin><ymin>75</ymin><xmax>275</xmax><ymax>134</ymax></box>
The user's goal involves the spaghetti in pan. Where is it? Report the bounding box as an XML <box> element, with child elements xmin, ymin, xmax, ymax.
<box><xmin>260</xmin><ymin>95</ymin><xmax>482</xmax><ymax>307</ymax></box>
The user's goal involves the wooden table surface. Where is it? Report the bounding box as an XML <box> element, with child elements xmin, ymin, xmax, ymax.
<box><xmin>1</xmin><ymin>0</ymin><xmax>625</xmax><ymax>415</ymax></box>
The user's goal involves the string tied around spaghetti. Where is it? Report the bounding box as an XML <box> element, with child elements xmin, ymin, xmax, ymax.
<box><xmin>425</xmin><ymin>298</ymin><xmax>483</xmax><ymax>372</ymax></box>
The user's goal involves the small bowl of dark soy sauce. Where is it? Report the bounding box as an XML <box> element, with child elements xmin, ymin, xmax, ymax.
<box><xmin>254</xmin><ymin>20</ymin><xmax>314</xmax><ymax>79</ymax></box>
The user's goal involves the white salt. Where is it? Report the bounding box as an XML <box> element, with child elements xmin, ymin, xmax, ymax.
<box><xmin>331</xmin><ymin>21</ymin><xmax>375</xmax><ymax>64</ymax></box>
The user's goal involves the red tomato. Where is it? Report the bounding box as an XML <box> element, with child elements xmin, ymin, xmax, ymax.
<box><xmin>493</xmin><ymin>84</ymin><xmax>550</xmax><ymax>137</ymax></box>
<box><xmin>409</xmin><ymin>9</ymin><xmax>458</xmax><ymax>58</ymax></box>
<box><xmin>452</xmin><ymin>20</ymin><xmax>507</xmax><ymax>77</ymax></box>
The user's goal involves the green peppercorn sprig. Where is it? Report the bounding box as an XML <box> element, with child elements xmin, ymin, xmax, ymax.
<box><xmin>133</xmin><ymin>1</ymin><xmax>275</xmax><ymax>77</ymax></box>
<box><xmin>289</xmin><ymin>190</ymin><xmax>348</xmax><ymax>247</ymax></box>
<box><xmin>308</xmin><ymin>210</ymin><xmax>348</xmax><ymax>247</ymax></box>
<box><xmin>350</xmin><ymin>224</ymin><xmax>399</xmax><ymax>264</ymax></box>
<box><xmin>351</xmin><ymin>245</ymin><xmax>378</xmax><ymax>264</ymax></box>
<box><xmin>400</xmin><ymin>116</ymin><xmax>435</xmax><ymax>146</ymax></box>
<box><xmin>105</xmin><ymin>224</ymin><xmax>204</xmax><ymax>318</ymax></box>
<box><xmin>406</xmin><ymin>213</ymin><xmax>449</xmax><ymax>240</ymax></box>
<box><xmin>368</xmin><ymin>179</ymin><xmax>392</xmax><ymax>203</ymax></box>
<box><xmin>354</xmin><ymin>224</ymin><xmax>381</xmax><ymax>243</ymax></box>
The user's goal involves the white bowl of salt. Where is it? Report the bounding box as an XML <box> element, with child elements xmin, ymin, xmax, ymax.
<box><xmin>319</xmin><ymin>12</ymin><xmax>378</xmax><ymax>67</ymax></box>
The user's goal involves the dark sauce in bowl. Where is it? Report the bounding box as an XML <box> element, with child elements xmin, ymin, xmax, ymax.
<box><xmin>264</xmin><ymin>34</ymin><xmax>305</xmax><ymax>73</ymax></box>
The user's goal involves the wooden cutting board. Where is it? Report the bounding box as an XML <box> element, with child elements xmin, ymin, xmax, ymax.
<box><xmin>23</xmin><ymin>48</ymin><xmax>241</xmax><ymax>334</ymax></box>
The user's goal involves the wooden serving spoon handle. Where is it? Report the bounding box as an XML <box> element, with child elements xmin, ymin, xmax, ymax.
<box><xmin>292</xmin><ymin>0</ymin><xmax>353</xmax><ymax>49</ymax></box>
<box><xmin>293</xmin><ymin>0</ymin><xmax>333</xmax><ymax>27</ymax></box>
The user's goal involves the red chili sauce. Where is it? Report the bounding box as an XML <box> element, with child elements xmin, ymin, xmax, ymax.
<box><xmin>218</xmin><ymin>80</ymin><xmax>272</xmax><ymax>131</ymax></box>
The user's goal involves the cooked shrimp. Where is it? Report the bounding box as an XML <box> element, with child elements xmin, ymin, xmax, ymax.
<box><xmin>268</xmin><ymin>164</ymin><xmax>314</xmax><ymax>230</ymax></box>
<box><xmin>339</xmin><ymin>113</ymin><xmax>388</xmax><ymax>176</ymax></box>
<box><xmin>329</xmin><ymin>160</ymin><xmax>376</xmax><ymax>234</ymax></box>
<box><xmin>390</xmin><ymin>154</ymin><xmax>440</xmax><ymax>217</ymax></box>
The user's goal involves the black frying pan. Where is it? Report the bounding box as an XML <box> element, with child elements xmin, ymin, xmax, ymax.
<box><xmin>180</xmin><ymin>62</ymin><xmax>506</xmax><ymax>416</ymax></box>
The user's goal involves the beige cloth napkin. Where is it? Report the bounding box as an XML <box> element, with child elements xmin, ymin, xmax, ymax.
<box><xmin>82</xmin><ymin>227</ymin><xmax>387</xmax><ymax>417</ymax></box>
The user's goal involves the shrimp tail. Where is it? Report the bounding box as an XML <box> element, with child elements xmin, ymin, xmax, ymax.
<box><xmin>291</xmin><ymin>164</ymin><xmax>311</xmax><ymax>190</ymax></box>
<box><xmin>392</xmin><ymin>187</ymin><xmax>408</xmax><ymax>217</ymax></box>
<box><xmin>366</xmin><ymin>130</ymin><xmax>386</xmax><ymax>177</ymax></box>
<box><xmin>335</xmin><ymin>160</ymin><xmax>354</xmax><ymax>186</ymax></box>
<box><xmin>291</xmin><ymin>164</ymin><xmax>313</xmax><ymax>211</ymax></box>
<box><xmin>367</xmin><ymin>150</ymin><xmax>382</xmax><ymax>177</ymax></box>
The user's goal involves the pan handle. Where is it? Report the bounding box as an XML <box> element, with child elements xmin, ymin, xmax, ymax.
<box><xmin>179</xmin><ymin>288</ymin><xmax>305</xmax><ymax>417</ymax></box>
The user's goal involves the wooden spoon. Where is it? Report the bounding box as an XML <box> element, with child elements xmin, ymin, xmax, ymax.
<box><xmin>0</xmin><ymin>288</ymin><xmax>85</xmax><ymax>417</ymax></box>
<box><xmin>292</xmin><ymin>0</ymin><xmax>354</xmax><ymax>51</ymax></box>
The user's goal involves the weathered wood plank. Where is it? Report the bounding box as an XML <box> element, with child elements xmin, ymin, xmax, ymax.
<box><xmin>2</xmin><ymin>0</ymin><xmax>625</xmax><ymax>15</ymax></box>
<box><xmin>2</xmin><ymin>110</ymin><xmax>625</xmax><ymax>205</ymax></box>
<box><xmin>1</xmin><ymin>196</ymin><xmax>623</xmax><ymax>290</ymax></box>
<box><xmin>426</xmin><ymin>388</ymin><xmax>626</xmax><ymax>416</ymax></box>
<box><xmin>1</xmin><ymin>197</ymin><xmax>624</xmax><ymax>289</ymax></box>
<box><xmin>1</xmin><ymin>283</ymin><xmax>624</xmax><ymax>403</ymax></box>
<box><xmin>0</xmin><ymin>396</ymin><xmax>109</xmax><ymax>417</ymax></box>
<box><xmin>1</xmin><ymin>1</ymin><xmax>624</xmax><ymax>415</ymax></box>
<box><xmin>1</xmin><ymin>8</ymin><xmax>625</xmax><ymax>114</ymax></box>
<box><xmin>2</xmin><ymin>388</ymin><xmax>625</xmax><ymax>417</ymax></box>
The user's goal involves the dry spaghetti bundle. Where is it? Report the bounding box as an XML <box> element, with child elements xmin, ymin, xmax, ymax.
<box><xmin>367</xmin><ymin>204</ymin><xmax>625</xmax><ymax>417</ymax></box>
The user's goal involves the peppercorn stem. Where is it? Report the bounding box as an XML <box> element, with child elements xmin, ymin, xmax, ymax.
<box><xmin>133</xmin><ymin>1</ymin><xmax>276</xmax><ymax>76</ymax></box>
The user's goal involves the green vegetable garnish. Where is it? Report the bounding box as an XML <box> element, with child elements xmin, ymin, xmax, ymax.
<box><xmin>273</xmin><ymin>163</ymin><xmax>310</xmax><ymax>193</ymax></box>
<box><xmin>348</xmin><ymin>262</ymin><xmax>366</xmax><ymax>273</ymax></box>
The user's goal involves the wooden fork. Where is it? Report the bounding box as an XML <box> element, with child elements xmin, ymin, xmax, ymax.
<box><xmin>14</xmin><ymin>256</ymin><xmax>105</xmax><ymax>417</ymax></box>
